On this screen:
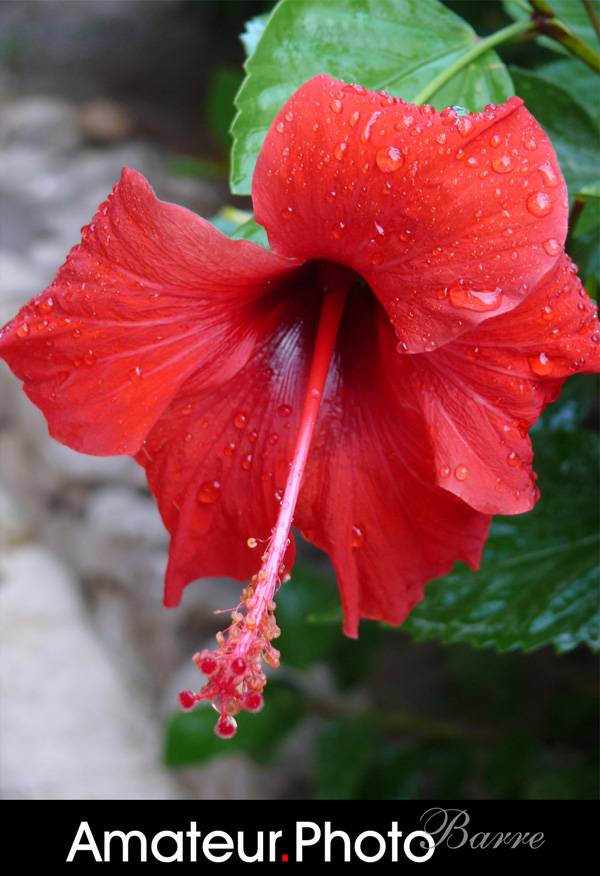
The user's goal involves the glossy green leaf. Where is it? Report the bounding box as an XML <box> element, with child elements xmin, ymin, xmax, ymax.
<box><xmin>231</xmin><ymin>0</ymin><xmax>514</xmax><ymax>193</ymax></box>
<box><xmin>401</xmin><ymin>430</ymin><xmax>599</xmax><ymax>653</ymax></box>
<box><xmin>164</xmin><ymin>680</ymin><xmax>304</xmax><ymax>767</ymax></box>
<box><xmin>510</xmin><ymin>68</ymin><xmax>600</xmax><ymax>196</ymax></box>
<box><xmin>230</xmin><ymin>215</ymin><xmax>271</xmax><ymax>248</ymax></box>
<box><xmin>537</xmin><ymin>57</ymin><xmax>600</xmax><ymax>118</ymax></box>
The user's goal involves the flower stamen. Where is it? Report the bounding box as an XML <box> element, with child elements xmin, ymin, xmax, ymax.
<box><xmin>178</xmin><ymin>263</ymin><xmax>354</xmax><ymax>736</ymax></box>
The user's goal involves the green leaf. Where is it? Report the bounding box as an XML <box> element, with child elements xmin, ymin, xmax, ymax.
<box><xmin>231</xmin><ymin>0</ymin><xmax>514</xmax><ymax>194</ymax></box>
<box><xmin>510</xmin><ymin>68</ymin><xmax>600</xmax><ymax>196</ymax></box>
<box><xmin>536</xmin><ymin>57</ymin><xmax>600</xmax><ymax>120</ymax></box>
<box><xmin>230</xmin><ymin>215</ymin><xmax>271</xmax><ymax>248</ymax></box>
<box><xmin>401</xmin><ymin>429</ymin><xmax>600</xmax><ymax>653</ymax></box>
<box><xmin>205</xmin><ymin>66</ymin><xmax>244</xmax><ymax>153</ymax></box>
<box><xmin>314</xmin><ymin>716</ymin><xmax>381</xmax><ymax>799</ymax></box>
<box><xmin>164</xmin><ymin>680</ymin><xmax>304</xmax><ymax>767</ymax></box>
<box><xmin>239</xmin><ymin>12</ymin><xmax>270</xmax><ymax>59</ymax></box>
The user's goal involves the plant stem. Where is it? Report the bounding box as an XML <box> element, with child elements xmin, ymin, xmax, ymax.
<box><xmin>413</xmin><ymin>19</ymin><xmax>537</xmax><ymax>106</ymax></box>
<box><xmin>530</xmin><ymin>0</ymin><xmax>600</xmax><ymax>73</ymax></box>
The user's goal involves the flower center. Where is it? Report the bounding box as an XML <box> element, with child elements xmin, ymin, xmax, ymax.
<box><xmin>178</xmin><ymin>263</ymin><xmax>355</xmax><ymax>737</ymax></box>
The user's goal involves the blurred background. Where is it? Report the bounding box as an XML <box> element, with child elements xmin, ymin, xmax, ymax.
<box><xmin>0</xmin><ymin>0</ymin><xmax>598</xmax><ymax>800</ymax></box>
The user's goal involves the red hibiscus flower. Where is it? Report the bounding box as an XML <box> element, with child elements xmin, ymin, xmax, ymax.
<box><xmin>1</xmin><ymin>75</ymin><xmax>598</xmax><ymax>737</ymax></box>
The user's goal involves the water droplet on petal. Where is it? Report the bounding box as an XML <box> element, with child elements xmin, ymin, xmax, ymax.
<box><xmin>376</xmin><ymin>145</ymin><xmax>404</xmax><ymax>172</ymax></box>
<box><xmin>455</xmin><ymin>464</ymin><xmax>469</xmax><ymax>481</ymax></box>
<box><xmin>439</xmin><ymin>465</ymin><xmax>451</xmax><ymax>478</ymax></box>
<box><xmin>38</xmin><ymin>297</ymin><xmax>55</xmax><ymax>314</ymax></box>
<box><xmin>242</xmin><ymin>454</ymin><xmax>253</xmax><ymax>471</ymax></box>
<box><xmin>233</xmin><ymin>412</ymin><xmax>247</xmax><ymax>429</ymax></box>
<box><xmin>16</xmin><ymin>322</ymin><xmax>30</xmax><ymax>338</ymax></box>
<box><xmin>456</xmin><ymin>117</ymin><xmax>474</xmax><ymax>138</ymax></box>
<box><xmin>351</xmin><ymin>525</ymin><xmax>365</xmax><ymax>548</ymax></box>
<box><xmin>330</xmin><ymin>221</ymin><xmax>347</xmax><ymax>240</ymax></box>
<box><xmin>492</xmin><ymin>155</ymin><xmax>514</xmax><ymax>173</ymax></box>
<box><xmin>538</xmin><ymin>161</ymin><xmax>560</xmax><ymax>187</ymax></box>
<box><xmin>278</xmin><ymin>404</ymin><xmax>292</xmax><ymax>417</ymax></box>
<box><xmin>543</xmin><ymin>239</ymin><xmax>561</xmax><ymax>256</ymax></box>
<box><xmin>447</xmin><ymin>281</ymin><xmax>503</xmax><ymax>312</ymax></box>
<box><xmin>526</xmin><ymin>192</ymin><xmax>553</xmax><ymax>217</ymax></box>
<box><xmin>334</xmin><ymin>141</ymin><xmax>348</xmax><ymax>160</ymax></box>
<box><xmin>506</xmin><ymin>451</ymin><xmax>519</xmax><ymax>466</ymax></box>
<box><xmin>360</xmin><ymin>111</ymin><xmax>381</xmax><ymax>144</ymax></box>
<box><xmin>371</xmin><ymin>251</ymin><xmax>384</xmax><ymax>266</ymax></box>
<box><xmin>223</xmin><ymin>442</ymin><xmax>236</xmax><ymax>457</ymax></box>
<box><xmin>330</xmin><ymin>99</ymin><xmax>343</xmax><ymax>114</ymax></box>
<box><xmin>523</xmin><ymin>137</ymin><xmax>537</xmax><ymax>150</ymax></box>
<box><xmin>83</xmin><ymin>350</ymin><xmax>96</xmax><ymax>365</ymax></box>
<box><xmin>528</xmin><ymin>352</ymin><xmax>554</xmax><ymax>375</ymax></box>
<box><xmin>348</xmin><ymin>111</ymin><xmax>361</xmax><ymax>127</ymax></box>
<box><xmin>197</xmin><ymin>480</ymin><xmax>221</xmax><ymax>504</ymax></box>
<box><xmin>275</xmin><ymin>121</ymin><xmax>285</xmax><ymax>134</ymax></box>
<box><xmin>268</xmin><ymin>433</ymin><xmax>279</xmax><ymax>445</ymax></box>
<box><xmin>489</xmin><ymin>134</ymin><xmax>502</xmax><ymax>148</ymax></box>
<box><xmin>281</xmin><ymin>206</ymin><xmax>293</xmax><ymax>220</ymax></box>
<box><xmin>129</xmin><ymin>366</ymin><xmax>142</xmax><ymax>382</ymax></box>
<box><xmin>325</xmin><ymin>190</ymin><xmax>337</xmax><ymax>203</ymax></box>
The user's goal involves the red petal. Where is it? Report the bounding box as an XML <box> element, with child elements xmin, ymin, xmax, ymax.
<box><xmin>137</xmin><ymin>265</ymin><xmax>324</xmax><ymax>608</ymax></box>
<box><xmin>404</xmin><ymin>254</ymin><xmax>600</xmax><ymax>514</ymax></box>
<box><xmin>294</xmin><ymin>287</ymin><xmax>492</xmax><ymax>637</ymax></box>
<box><xmin>254</xmin><ymin>75</ymin><xmax>568</xmax><ymax>352</ymax></box>
<box><xmin>0</xmin><ymin>168</ymin><xmax>300</xmax><ymax>455</ymax></box>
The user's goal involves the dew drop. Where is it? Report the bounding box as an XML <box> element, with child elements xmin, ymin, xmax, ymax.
<box><xmin>38</xmin><ymin>297</ymin><xmax>55</xmax><ymax>314</ymax></box>
<box><xmin>492</xmin><ymin>155</ymin><xmax>514</xmax><ymax>174</ymax></box>
<box><xmin>197</xmin><ymin>480</ymin><xmax>221</xmax><ymax>504</ymax></box>
<box><xmin>538</xmin><ymin>161</ymin><xmax>560</xmax><ymax>187</ymax></box>
<box><xmin>330</xmin><ymin>99</ymin><xmax>343</xmax><ymax>114</ymax></box>
<box><xmin>325</xmin><ymin>190</ymin><xmax>337</xmax><ymax>203</ymax></box>
<box><xmin>268</xmin><ymin>432</ymin><xmax>279</xmax><ymax>445</ymax></box>
<box><xmin>330</xmin><ymin>221</ymin><xmax>347</xmax><ymax>240</ymax></box>
<box><xmin>526</xmin><ymin>192</ymin><xmax>553</xmax><ymax>217</ymax></box>
<box><xmin>456</xmin><ymin>117</ymin><xmax>474</xmax><ymax>138</ymax></box>
<box><xmin>455</xmin><ymin>464</ymin><xmax>469</xmax><ymax>481</ymax></box>
<box><xmin>348</xmin><ymin>110</ymin><xmax>361</xmax><ymax>127</ymax></box>
<box><xmin>129</xmin><ymin>366</ymin><xmax>142</xmax><ymax>382</ymax></box>
<box><xmin>241</xmin><ymin>454</ymin><xmax>253</xmax><ymax>471</ymax></box>
<box><xmin>83</xmin><ymin>350</ymin><xmax>96</xmax><ymax>365</ymax></box>
<box><xmin>284</xmin><ymin>111</ymin><xmax>294</xmax><ymax>122</ymax></box>
<box><xmin>275</xmin><ymin>121</ymin><xmax>285</xmax><ymax>134</ymax></box>
<box><xmin>506</xmin><ymin>451</ymin><xmax>519</xmax><ymax>466</ymax></box>
<box><xmin>281</xmin><ymin>206</ymin><xmax>293</xmax><ymax>220</ymax></box>
<box><xmin>16</xmin><ymin>322</ymin><xmax>30</xmax><ymax>338</ymax></box>
<box><xmin>489</xmin><ymin>134</ymin><xmax>502</xmax><ymax>148</ymax></box>
<box><xmin>233</xmin><ymin>412</ymin><xmax>247</xmax><ymax>429</ymax></box>
<box><xmin>528</xmin><ymin>352</ymin><xmax>554</xmax><ymax>375</ymax></box>
<box><xmin>223</xmin><ymin>442</ymin><xmax>236</xmax><ymax>457</ymax></box>
<box><xmin>351</xmin><ymin>525</ymin><xmax>365</xmax><ymax>548</ymax></box>
<box><xmin>543</xmin><ymin>238</ymin><xmax>561</xmax><ymax>256</ymax></box>
<box><xmin>360</xmin><ymin>111</ymin><xmax>381</xmax><ymax>144</ymax></box>
<box><xmin>439</xmin><ymin>464</ymin><xmax>451</xmax><ymax>479</ymax></box>
<box><xmin>278</xmin><ymin>404</ymin><xmax>292</xmax><ymax>417</ymax></box>
<box><xmin>371</xmin><ymin>251</ymin><xmax>384</xmax><ymax>266</ymax></box>
<box><xmin>542</xmin><ymin>306</ymin><xmax>554</xmax><ymax>321</ymax></box>
<box><xmin>447</xmin><ymin>281</ymin><xmax>503</xmax><ymax>312</ymax></box>
<box><xmin>376</xmin><ymin>145</ymin><xmax>404</xmax><ymax>173</ymax></box>
<box><xmin>523</xmin><ymin>137</ymin><xmax>537</xmax><ymax>150</ymax></box>
<box><xmin>334</xmin><ymin>141</ymin><xmax>348</xmax><ymax>160</ymax></box>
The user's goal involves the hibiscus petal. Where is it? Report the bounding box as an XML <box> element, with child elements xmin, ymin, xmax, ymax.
<box><xmin>254</xmin><ymin>74</ymin><xmax>568</xmax><ymax>353</ymax></box>
<box><xmin>294</xmin><ymin>286</ymin><xmax>492</xmax><ymax>637</ymax></box>
<box><xmin>0</xmin><ymin>168</ymin><xmax>300</xmax><ymax>455</ymax></box>
<box><xmin>404</xmin><ymin>254</ymin><xmax>600</xmax><ymax>514</ymax></box>
<box><xmin>137</xmin><ymin>264</ymin><xmax>324</xmax><ymax>608</ymax></box>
